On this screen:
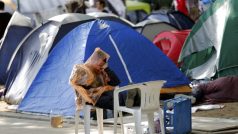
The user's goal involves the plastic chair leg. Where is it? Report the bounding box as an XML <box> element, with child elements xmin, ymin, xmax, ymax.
<box><xmin>119</xmin><ymin>111</ymin><xmax>124</xmax><ymax>134</ymax></box>
<box><xmin>158</xmin><ymin>108</ymin><xmax>165</xmax><ymax>134</ymax></box>
<box><xmin>134</xmin><ymin>111</ymin><xmax>142</xmax><ymax>134</ymax></box>
<box><xmin>75</xmin><ymin>110</ymin><xmax>80</xmax><ymax>134</ymax></box>
<box><xmin>114</xmin><ymin>110</ymin><xmax>118</xmax><ymax>134</ymax></box>
<box><xmin>147</xmin><ymin>113</ymin><xmax>155</xmax><ymax>134</ymax></box>
<box><xmin>83</xmin><ymin>105</ymin><xmax>91</xmax><ymax>134</ymax></box>
<box><xmin>96</xmin><ymin>108</ymin><xmax>104</xmax><ymax>134</ymax></box>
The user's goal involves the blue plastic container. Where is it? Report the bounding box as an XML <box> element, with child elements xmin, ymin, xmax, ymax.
<box><xmin>163</xmin><ymin>97</ymin><xmax>191</xmax><ymax>134</ymax></box>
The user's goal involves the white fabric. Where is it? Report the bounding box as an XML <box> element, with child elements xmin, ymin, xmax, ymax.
<box><xmin>7</xmin><ymin>11</ymin><xmax>32</xmax><ymax>27</ymax></box>
<box><xmin>17</xmin><ymin>0</ymin><xmax>67</xmax><ymax>13</ymax></box>
<box><xmin>107</xmin><ymin>0</ymin><xmax>126</xmax><ymax>18</ymax></box>
<box><xmin>192</xmin><ymin>104</ymin><xmax>224</xmax><ymax>113</ymax></box>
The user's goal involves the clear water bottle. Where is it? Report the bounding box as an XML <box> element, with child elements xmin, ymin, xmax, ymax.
<box><xmin>50</xmin><ymin>109</ymin><xmax>63</xmax><ymax>128</ymax></box>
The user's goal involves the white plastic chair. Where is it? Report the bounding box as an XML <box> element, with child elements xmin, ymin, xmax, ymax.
<box><xmin>113</xmin><ymin>80</ymin><xmax>166</xmax><ymax>134</ymax></box>
<box><xmin>75</xmin><ymin>100</ymin><xmax>104</xmax><ymax>134</ymax></box>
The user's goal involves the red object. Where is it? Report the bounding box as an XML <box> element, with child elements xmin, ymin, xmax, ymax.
<box><xmin>153</xmin><ymin>30</ymin><xmax>191</xmax><ymax>66</ymax></box>
<box><xmin>176</xmin><ymin>0</ymin><xmax>189</xmax><ymax>15</ymax></box>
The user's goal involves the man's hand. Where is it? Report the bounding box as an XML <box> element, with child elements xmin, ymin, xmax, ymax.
<box><xmin>102</xmin><ymin>85</ymin><xmax>114</xmax><ymax>91</ymax></box>
<box><xmin>93</xmin><ymin>85</ymin><xmax>114</xmax><ymax>97</ymax></box>
<box><xmin>71</xmin><ymin>81</ymin><xmax>96</xmax><ymax>105</ymax></box>
<box><xmin>84</xmin><ymin>95</ymin><xmax>95</xmax><ymax>105</ymax></box>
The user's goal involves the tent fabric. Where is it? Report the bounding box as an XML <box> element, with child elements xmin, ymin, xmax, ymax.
<box><xmin>18</xmin><ymin>20</ymin><xmax>190</xmax><ymax>116</ymax></box>
<box><xmin>126</xmin><ymin>0</ymin><xmax>151</xmax><ymax>14</ymax></box>
<box><xmin>4</xmin><ymin>14</ymin><xmax>95</xmax><ymax>105</ymax></box>
<box><xmin>179</xmin><ymin>0</ymin><xmax>238</xmax><ymax>79</ymax></box>
<box><xmin>125</xmin><ymin>0</ymin><xmax>151</xmax><ymax>24</ymax></box>
<box><xmin>87</xmin><ymin>12</ymin><xmax>135</xmax><ymax>27</ymax></box>
<box><xmin>153</xmin><ymin>30</ymin><xmax>190</xmax><ymax>66</ymax></box>
<box><xmin>107</xmin><ymin>0</ymin><xmax>126</xmax><ymax>18</ymax></box>
<box><xmin>175</xmin><ymin>0</ymin><xmax>189</xmax><ymax>15</ymax></box>
<box><xmin>16</xmin><ymin>0</ymin><xmax>67</xmax><ymax>13</ymax></box>
<box><xmin>126</xmin><ymin>10</ymin><xmax>148</xmax><ymax>24</ymax></box>
<box><xmin>134</xmin><ymin>19</ymin><xmax>158</xmax><ymax>33</ymax></box>
<box><xmin>144</xmin><ymin>10</ymin><xmax>194</xmax><ymax>30</ymax></box>
<box><xmin>140</xmin><ymin>21</ymin><xmax>178</xmax><ymax>41</ymax></box>
<box><xmin>0</xmin><ymin>11</ymin><xmax>33</xmax><ymax>85</ymax></box>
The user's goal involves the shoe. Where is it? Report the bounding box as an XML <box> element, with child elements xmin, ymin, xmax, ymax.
<box><xmin>125</xmin><ymin>88</ymin><xmax>139</xmax><ymax>108</ymax></box>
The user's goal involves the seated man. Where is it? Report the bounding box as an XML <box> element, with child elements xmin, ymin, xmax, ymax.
<box><xmin>69</xmin><ymin>47</ymin><xmax>124</xmax><ymax>111</ymax></box>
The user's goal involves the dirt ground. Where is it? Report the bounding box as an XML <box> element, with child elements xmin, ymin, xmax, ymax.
<box><xmin>192</xmin><ymin>102</ymin><xmax>238</xmax><ymax>119</ymax></box>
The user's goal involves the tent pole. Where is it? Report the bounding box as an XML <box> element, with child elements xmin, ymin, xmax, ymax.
<box><xmin>109</xmin><ymin>34</ymin><xmax>133</xmax><ymax>84</ymax></box>
<box><xmin>17</xmin><ymin>0</ymin><xmax>20</xmax><ymax>12</ymax></box>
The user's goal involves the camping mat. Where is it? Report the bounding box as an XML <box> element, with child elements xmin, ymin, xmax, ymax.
<box><xmin>161</xmin><ymin>85</ymin><xmax>191</xmax><ymax>94</ymax></box>
<box><xmin>192</xmin><ymin>117</ymin><xmax>238</xmax><ymax>132</ymax></box>
<box><xmin>192</xmin><ymin>129</ymin><xmax>238</xmax><ymax>134</ymax></box>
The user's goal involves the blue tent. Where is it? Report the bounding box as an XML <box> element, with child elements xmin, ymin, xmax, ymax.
<box><xmin>4</xmin><ymin>14</ymin><xmax>95</xmax><ymax>105</ymax></box>
<box><xmin>18</xmin><ymin>20</ymin><xmax>190</xmax><ymax>116</ymax></box>
<box><xmin>0</xmin><ymin>11</ymin><xmax>33</xmax><ymax>85</ymax></box>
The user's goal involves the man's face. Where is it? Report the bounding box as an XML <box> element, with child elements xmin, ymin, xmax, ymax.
<box><xmin>94</xmin><ymin>58</ymin><xmax>107</xmax><ymax>72</ymax></box>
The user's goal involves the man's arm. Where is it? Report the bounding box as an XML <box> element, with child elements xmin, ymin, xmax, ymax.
<box><xmin>70</xmin><ymin>75</ymin><xmax>95</xmax><ymax>105</ymax></box>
